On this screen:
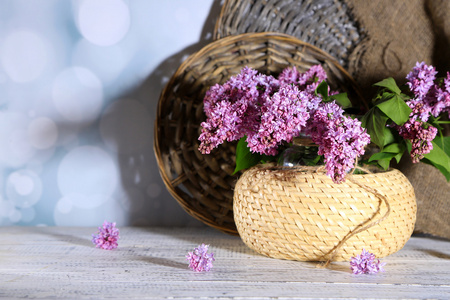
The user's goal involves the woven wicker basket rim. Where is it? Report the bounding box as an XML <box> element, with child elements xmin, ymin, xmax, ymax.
<box><xmin>251</xmin><ymin>163</ymin><xmax>398</xmax><ymax>175</ymax></box>
<box><xmin>187</xmin><ymin>32</ymin><xmax>357</xmax><ymax>86</ymax></box>
<box><xmin>242</xmin><ymin>164</ymin><xmax>407</xmax><ymax>187</ymax></box>
<box><xmin>213</xmin><ymin>0</ymin><xmax>366</xmax><ymax>70</ymax></box>
<box><xmin>154</xmin><ymin>32</ymin><xmax>365</xmax><ymax>235</ymax></box>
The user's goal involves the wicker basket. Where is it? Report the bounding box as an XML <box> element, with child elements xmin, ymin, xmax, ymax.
<box><xmin>233</xmin><ymin>165</ymin><xmax>417</xmax><ymax>261</ymax></box>
<box><xmin>154</xmin><ymin>32</ymin><xmax>362</xmax><ymax>235</ymax></box>
<box><xmin>214</xmin><ymin>0</ymin><xmax>365</xmax><ymax>69</ymax></box>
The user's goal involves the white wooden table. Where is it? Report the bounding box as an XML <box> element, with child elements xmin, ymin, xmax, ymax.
<box><xmin>1</xmin><ymin>227</ymin><xmax>449</xmax><ymax>299</ymax></box>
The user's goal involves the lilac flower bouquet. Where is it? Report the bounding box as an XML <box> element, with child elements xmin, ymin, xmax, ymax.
<box><xmin>198</xmin><ymin>62</ymin><xmax>450</xmax><ymax>183</ymax></box>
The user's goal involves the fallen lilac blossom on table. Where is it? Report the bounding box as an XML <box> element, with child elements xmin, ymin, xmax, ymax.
<box><xmin>91</xmin><ymin>221</ymin><xmax>119</xmax><ymax>250</ymax></box>
<box><xmin>350</xmin><ymin>248</ymin><xmax>386</xmax><ymax>274</ymax></box>
<box><xmin>186</xmin><ymin>243</ymin><xmax>215</xmax><ymax>272</ymax></box>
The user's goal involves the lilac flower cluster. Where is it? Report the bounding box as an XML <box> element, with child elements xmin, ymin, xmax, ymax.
<box><xmin>405</xmin><ymin>62</ymin><xmax>437</xmax><ymax>101</ymax></box>
<box><xmin>305</xmin><ymin>102</ymin><xmax>370</xmax><ymax>183</ymax></box>
<box><xmin>186</xmin><ymin>244</ymin><xmax>215</xmax><ymax>272</ymax></box>
<box><xmin>278</xmin><ymin>65</ymin><xmax>327</xmax><ymax>93</ymax></box>
<box><xmin>246</xmin><ymin>84</ymin><xmax>311</xmax><ymax>156</ymax></box>
<box><xmin>397</xmin><ymin>120</ymin><xmax>438</xmax><ymax>163</ymax></box>
<box><xmin>350</xmin><ymin>249</ymin><xmax>386</xmax><ymax>275</ymax></box>
<box><xmin>91</xmin><ymin>221</ymin><xmax>119</xmax><ymax>250</ymax></box>
<box><xmin>199</xmin><ymin>67</ymin><xmax>280</xmax><ymax>155</ymax></box>
<box><xmin>397</xmin><ymin>62</ymin><xmax>450</xmax><ymax>162</ymax></box>
<box><xmin>198</xmin><ymin>65</ymin><xmax>370</xmax><ymax>183</ymax></box>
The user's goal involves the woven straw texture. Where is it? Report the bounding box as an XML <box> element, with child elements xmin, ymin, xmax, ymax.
<box><xmin>233</xmin><ymin>166</ymin><xmax>417</xmax><ymax>261</ymax></box>
<box><xmin>214</xmin><ymin>0</ymin><xmax>365</xmax><ymax>69</ymax></box>
<box><xmin>154</xmin><ymin>32</ymin><xmax>362</xmax><ymax>234</ymax></box>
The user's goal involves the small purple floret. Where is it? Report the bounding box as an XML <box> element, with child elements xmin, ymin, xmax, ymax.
<box><xmin>186</xmin><ymin>244</ymin><xmax>215</xmax><ymax>272</ymax></box>
<box><xmin>350</xmin><ymin>249</ymin><xmax>386</xmax><ymax>275</ymax></box>
<box><xmin>91</xmin><ymin>221</ymin><xmax>119</xmax><ymax>250</ymax></box>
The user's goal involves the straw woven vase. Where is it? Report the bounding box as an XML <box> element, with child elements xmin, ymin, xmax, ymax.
<box><xmin>233</xmin><ymin>165</ymin><xmax>417</xmax><ymax>261</ymax></box>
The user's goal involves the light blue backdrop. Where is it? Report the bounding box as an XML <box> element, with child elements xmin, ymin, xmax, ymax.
<box><xmin>0</xmin><ymin>0</ymin><xmax>219</xmax><ymax>227</ymax></box>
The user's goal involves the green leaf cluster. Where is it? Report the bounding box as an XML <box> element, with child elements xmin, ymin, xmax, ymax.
<box><xmin>361</xmin><ymin>78</ymin><xmax>411</xmax><ymax>170</ymax></box>
<box><xmin>361</xmin><ymin>78</ymin><xmax>450</xmax><ymax>181</ymax></box>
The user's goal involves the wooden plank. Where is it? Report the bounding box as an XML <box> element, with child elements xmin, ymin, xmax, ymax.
<box><xmin>0</xmin><ymin>227</ymin><xmax>449</xmax><ymax>299</ymax></box>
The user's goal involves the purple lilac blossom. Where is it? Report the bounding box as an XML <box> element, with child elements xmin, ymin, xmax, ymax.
<box><xmin>278</xmin><ymin>66</ymin><xmax>300</xmax><ymax>85</ymax></box>
<box><xmin>198</xmin><ymin>67</ymin><xmax>279</xmax><ymax>154</ymax></box>
<box><xmin>246</xmin><ymin>84</ymin><xmax>311</xmax><ymax>156</ymax></box>
<box><xmin>350</xmin><ymin>249</ymin><xmax>386</xmax><ymax>275</ymax></box>
<box><xmin>199</xmin><ymin>65</ymin><xmax>370</xmax><ymax>183</ymax></box>
<box><xmin>404</xmin><ymin>62</ymin><xmax>450</xmax><ymax>120</ymax></box>
<box><xmin>397</xmin><ymin>120</ymin><xmax>438</xmax><ymax>163</ymax></box>
<box><xmin>444</xmin><ymin>72</ymin><xmax>450</xmax><ymax>117</ymax></box>
<box><xmin>186</xmin><ymin>244</ymin><xmax>215</xmax><ymax>272</ymax></box>
<box><xmin>397</xmin><ymin>62</ymin><xmax>449</xmax><ymax>163</ymax></box>
<box><xmin>305</xmin><ymin>102</ymin><xmax>370</xmax><ymax>183</ymax></box>
<box><xmin>406</xmin><ymin>61</ymin><xmax>437</xmax><ymax>99</ymax></box>
<box><xmin>199</xmin><ymin>65</ymin><xmax>327</xmax><ymax>156</ymax></box>
<box><xmin>426</xmin><ymin>72</ymin><xmax>450</xmax><ymax>118</ymax></box>
<box><xmin>278</xmin><ymin>65</ymin><xmax>328</xmax><ymax>93</ymax></box>
<box><xmin>299</xmin><ymin>65</ymin><xmax>328</xmax><ymax>93</ymax></box>
<box><xmin>91</xmin><ymin>221</ymin><xmax>119</xmax><ymax>250</ymax></box>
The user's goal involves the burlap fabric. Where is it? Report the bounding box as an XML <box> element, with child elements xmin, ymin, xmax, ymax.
<box><xmin>346</xmin><ymin>0</ymin><xmax>435</xmax><ymax>99</ymax></box>
<box><xmin>345</xmin><ymin>0</ymin><xmax>450</xmax><ymax>239</ymax></box>
<box><xmin>396</xmin><ymin>159</ymin><xmax>450</xmax><ymax>239</ymax></box>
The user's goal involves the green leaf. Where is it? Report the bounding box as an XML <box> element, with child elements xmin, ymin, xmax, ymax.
<box><xmin>382</xmin><ymin>142</ymin><xmax>405</xmax><ymax>154</ymax></box>
<box><xmin>393</xmin><ymin>152</ymin><xmax>404</xmax><ymax>163</ymax></box>
<box><xmin>406</xmin><ymin>140</ymin><xmax>412</xmax><ymax>153</ymax></box>
<box><xmin>399</xmin><ymin>92</ymin><xmax>410</xmax><ymax>101</ymax></box>
<box><xmin>361</xmin><ymin>108</ymin><xmax>395</xmax><ymax>148</ymax></box>
<box><xmin>379</xmin><ymin>91</ymin><xmax>396</xmax><ymax>102</ymax></box>
<box><xmin>384</xmin><ymin>142</ymin><xmax>405</xmax><ymax>163</ymax></box>
<box><xmin>302</xmin><ymin>155</ymin><xmax>322</xmax><ymax>166</ymax></box>
<box><xmin>423</xmin><ymin>140</ymin><xmax>450</xmax><ymax>175</ymax></box>
<box><xmin>377</xmin><ymin>158</ymin><xmax>391</xmax><ymax>170</ymax></box>
<box><xmin>233</xmin><ymin>137</ymin><xmax>263</xmax><ymax>175</ymax></box>
<box><xmin>366</xmin><ymin>141</ymin><xmax>407</xmax><ymax>168</ymax></box>
<box><xmin>372</xmin><ymin>91</ymin><xmax>391</xmax><ymax>104</ymax></box>
<box><xmin>373</xmin><ymin>77</ymin><xmax>402</xmax><ymax>95</ymax></box>
<box><xmin>433</xmin><ymin>135</ymin><xmax>450</xmax><ymax>156</ymax></box>
<box><xmin>427</xmin><ymin>115</ymin><xmax>444</xmax><ymax>131</ymax></box>
<box><xmin>315</xmin><ymin>81</ymin><xmax>329</xmax><ymax>100</ymax></box>
<box><xmin>406</xmin><ymin>139</ymin><xmax>450</xmax><ymax>178</ymax></box>
<box><xmin>329</xmin><ymin>93</ymin><xmax>352</xmax><ymax>108</ymax></box>
<box><xmin>368</xmin><ymin>151</ymin><xmax>397</xmax><ymax>162</ymax></box>
<box><xmin>376</xmin><ymin>94</ymin><xmax>412</xmax><ymax>125</ymax></box>
<box><xmin>367</xmin><ymin>151</ymin><xmax>399</xmax><ymax>169</ymax></box>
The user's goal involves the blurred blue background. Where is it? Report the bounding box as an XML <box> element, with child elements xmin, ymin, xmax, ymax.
<box><xmin>0</xmin><ymin>0</ymin><xmax>219</xmax><ymax>226</ymax></box>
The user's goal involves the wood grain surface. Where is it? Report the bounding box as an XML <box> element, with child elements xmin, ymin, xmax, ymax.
<box><xmin>0</xmin><ymin>227</ymin><xmax>449</xmax><ymax>299</ymax></box>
